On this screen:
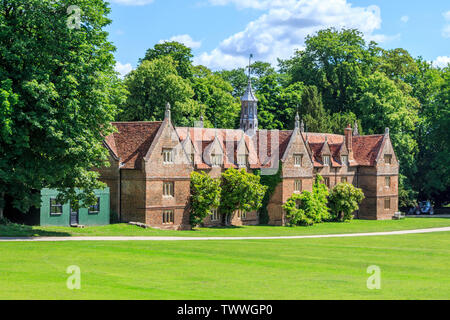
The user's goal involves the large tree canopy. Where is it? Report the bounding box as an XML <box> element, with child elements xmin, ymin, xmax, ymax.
<box><xmin>0</xmin><ymin>0</ymin><xmax>124</xmax><ymax>215</ymax></box>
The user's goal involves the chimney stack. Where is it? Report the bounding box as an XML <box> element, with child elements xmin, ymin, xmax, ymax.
<box><xmin>345</xmin><ymin>124</ymin><xmax>353</xmax><ymax>152</ymax></box>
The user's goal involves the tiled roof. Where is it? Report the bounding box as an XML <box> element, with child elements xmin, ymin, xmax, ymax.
<box><xmin>352</xmin><ymin>135</ymin><xmax>384</xmax><ymax>166</ymax></box>
<box><xmin>103</xmin><ymin>122</ymin><xmax>385</xmax><ymax>170</ymax></box>
<box><xmin>106</xmin><ymin>122</ymin><xmax>163</xmax><ymax>169</ymax></box>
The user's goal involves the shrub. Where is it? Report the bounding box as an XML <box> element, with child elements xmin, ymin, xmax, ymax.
<box><xmin>189</xmin><ymin>171</ymin><xmax>221</xmax><ymax>226</ymax></box>
<box><xmin>329</xmin><ymin>182</ymin><xmax>365</xmax><ymax>222</ymax></box>
<box><xmin>282</xmin><ymin>175</ymin><xmax>330</xmax><ymax>226</ymax></box>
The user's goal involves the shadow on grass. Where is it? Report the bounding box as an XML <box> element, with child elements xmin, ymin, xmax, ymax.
<box><xmin>0</xmin><ymin>223</ymin><xmax>71</xmax><ymax>237</ymax></box>
<box><xmin>190</xmin><ymin>225</ymin><xmax>245</xmax><ymax>232</ymax></box>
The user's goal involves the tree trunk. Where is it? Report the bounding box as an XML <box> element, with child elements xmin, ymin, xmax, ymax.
<box><xmin>0</xmin><ymin>192</ymin><xmax>4</xmax><ymax>220</ymax></box>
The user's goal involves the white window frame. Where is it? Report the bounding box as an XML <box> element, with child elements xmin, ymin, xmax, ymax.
<box><xmin>163</xmin><ymin>148</ymin><xmax>174</xmax><ymax>164</ymax></box>
<box><xmin>294</xmin><ymin>154</ymin><xmax>303</xmax><ymax>167</ymax></box>
<box><xmin>88</xmin><ymin>197</ymin><xmax>100</xmax><ymax>215</ymax></box>
<box><xmin>50</xmin><ymin>198</ymin><xmax>63</xmax><ymax>216</ymax></box>
<box><xmin>210</xmin><ymin>208</ymin><xmax>219</xmax><ymax>222</ymax></box>
<box><xmin>294</xmin><ymin>179</ymin><xmax>302</xmax><ymax>192</ymax></box>
<box><xmin>323</xmin><ymin>155</ymin><xmax>330</xmax><ymax>166</ymax></box>
<box><xmin>384</xmin><ymin>198</ymin><xmax>391</xmax><ymax>210</ymax></box>
<box><xmin>341</xmin><ymin>155</ymin><xmax>348</xmax><ymax>166</ymax></box>
<box><xmin>237</xmin><ymin>154</ymin><xmax>248</xmax><ymax>167</ymax></box>
<box><xmin>384</xmin><ymin>154</ymin><xmax>392</xmax><ymax>165</ymax></box>
<box><xmin>162</xmin><ymin>210</ymin><xmax>174</xmax><ymax>224</ymax></box>
<box><xmin>163</xmin><ymin>182</ymin><xmax>174</xmax><ymax>197</ymax></box>
<box><xmin>385</xmin><ymin>176</ymin><xmax>391</xmax><ymax>188</ymax></box>
<box><xmin>211</xmin><ymin>154</ymin><xmax>223</xmax><ymax>167</ymax></box>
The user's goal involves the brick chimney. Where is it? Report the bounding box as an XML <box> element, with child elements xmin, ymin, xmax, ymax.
<box><xmin>345</xmin><ymin>124</ymin><xmax>354</xmax><ymax>162</ymax></box>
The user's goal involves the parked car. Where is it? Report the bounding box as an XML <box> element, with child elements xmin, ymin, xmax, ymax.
<box><xmin>419</xmin><ymin>201</ymin><xmax>434</xmax><ymax>215</ymax></box>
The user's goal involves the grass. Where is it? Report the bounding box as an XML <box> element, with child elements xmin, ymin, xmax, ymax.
<box><xmin>0</xmin><ymin>217</ymin><xmax>449</xmax><ymax>238</ymax></box>
<box><xmin>0</xmin><ymin>231</ymin><xmax>448</xmax><ymax>299</ymax></box>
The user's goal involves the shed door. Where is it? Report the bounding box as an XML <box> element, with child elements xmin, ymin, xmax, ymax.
<box><xmin>70</xmin><ymin>207</ymin><xmax>79</xmax><ymax>226</ymax></box>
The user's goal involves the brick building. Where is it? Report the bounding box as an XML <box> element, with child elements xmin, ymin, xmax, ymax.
<box><xmin>99</xmin><ymin>79</ymin><xmax>399</xmax><ymax>230</ymax></box>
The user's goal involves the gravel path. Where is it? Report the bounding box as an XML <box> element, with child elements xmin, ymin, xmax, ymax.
<box><xmin>1</xmin><ymin>227</ymin><xmax>449</xmax><ymax>242</ymax></box>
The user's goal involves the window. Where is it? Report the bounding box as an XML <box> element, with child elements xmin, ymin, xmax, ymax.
<box><xmin>294</xmin><ymin>154</ymin><xmax>303</xmax><ymax>167</ymax></box>
<box><xmin>190</xmin><ymin>153</ymin><xmax>195</xmax><ymax>165</ymax></box>
<box><xmin>385</xmin><ymin>176</ymin><xmax>391</xmax><ymax>188</ymax></box>
<box><xmin>163</xmin><ymin>148</ymin><xmax>174</xmax><ymax>164</ymax></box>
<box><xmin>384</xmin><ymin>154</ymin><xmax>392</xmax><ymax>165</ymax></box>
<box><xmin>341</xmin><ymin>155</ymin><xmax>348</xmax><ymax>165</ymax></box>
<box><xmin>163</xmin><ymin>182</ymin><xmax>174</xmax><ymax>197</ymax></box>
<box><xmin>384</xmin><ymin>198</ymin><xmax>391</xmax><ymax>210</ymax></box>
<box><xmin>323</xmin><ymin>155</ymin><xmax>330</xmax><ymax>166</ymax></box>
<box><xmin>294</xmin><ymin>180</ymin><xmax>302</xmax><ymax>192</ymax></box>
<box><xmin>50</xmin><ymin>198</ymin><xmax>63</xmax><ymax>216</ymax></box>
<box><xmin>88</xmin><ymin>197</ymin><xmax>100</xmax><ymax>215</ymax></box>
<box><xmin>341</xmin><ymin>177</ymin><xmax>348</xmax><ymax>183</ymax></box>
<box><xmin>162</xmin><ymin>210</ymin><xmax>174</xmax><ymax>224</ymax></box>
<box><xmin>211</xmin><ymin>154</ymin><xmax>223</xmax><ymax>167</ymax></box>
<box><xmin>237</xmin><ymin>154</ymin><xmax>248</xmax><ymax>166</ymax></box>
<box><xmin>210</xmin><ymin>208</ymin><xmax>219</xmax><ymax>222</ymax></box>
<box><xmin>324</xmin><ymin>177</ymin><xmax>330</xmax><ymax>188</ymax></box>
<box><xmin>236</xmin><ymin>210</ymin><xmax>247</xmax><ymax>220</ymax></box>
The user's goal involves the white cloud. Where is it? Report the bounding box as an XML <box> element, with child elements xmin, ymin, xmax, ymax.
<box><xmin>115</xmin><ymin>62</ymin><xmax>133</xmax><ymax>78</ymax></box>
<box><xmin>109</xmin><ymin>0</ymin><xmax>155</xmax><ymax>5</ymax></box>
<box><xmin>159</xmin><ymin>34</ymin><xmax>202</xmax><ymax>49</ymax></box>
<box><xmin>433</xmin><ymin>56</ymin><xmax>450</xmax><ymax>68</ymax></box>
<box><xmin>443</xmin><ymin>11</ymin><xmax>450</xmax><ymax>38</ymax></box>
<box><xmin>400</xmin><ymin>15</ymin><xmax>409</xmax><ymax>23</ymax></box>
<box><xmin>197</xmin><ymin>0</ymin><xmax>389</xmax><ymax>70</ymax></box>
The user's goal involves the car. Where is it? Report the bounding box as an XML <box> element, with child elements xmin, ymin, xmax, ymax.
<box><xmin>419</xmin><ymin>201</ymin><xmax>434</xmax><ymax>215</ymax></box>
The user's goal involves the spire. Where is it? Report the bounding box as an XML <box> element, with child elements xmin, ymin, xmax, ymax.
<box><xmin>165</xmin><ymin>102</ymin><xmax>171</xmax><ymax>120</ymax></box>
<box><xmin>353</xmin><ymin>121</ymin><xmax>359</xmax><ymax>136</ymax></box>
<box><xmin>240</xmin><ymin>54</ymin><xmax>258</xmax><ymax>132</ymax></box>
<box><xmin>295</xmin><ymin>111</ymin><xmax>300</xmax><ymax>129</ymax></box>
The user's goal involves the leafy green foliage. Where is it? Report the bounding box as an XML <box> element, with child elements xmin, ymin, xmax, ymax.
<box><xmin>119</xmin><ymin>56</ymin><xmax>199</xmax><ymax>126</ymax></box>
<box><xmin>282</xmin><ymin>175</ymin><xmax>330</xmax><ymax>226</ymax></box>
<box><xmin>189</xmin><ymin>171</ymin><xmax>221</xmax><ymax>226</ymax></box>
<box><xmin>0</xmin><ymin>0</ymin><xmax>123</xmax><ymax>212</ymax></box>
<box><xmin>219</xmin><ymin>168</ymin><xmax>267</xmax><ymax>224</ymax></box>
<box><xmin>141</xmin><ymin>41</ymin><xmax>194</xmax><ymax>79</ymax></box>
<box><xmin>255</xmin><ymin>162</ymin><xmax>283</xmax><ymax>224</ymax></box>
<box><xmin>329</xmin><ymin>182</ymin><xmax>365</xmax><ymax>222</ymax></box>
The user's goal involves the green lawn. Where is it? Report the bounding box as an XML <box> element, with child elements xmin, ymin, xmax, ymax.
<box><xmin>1</xmin><ymin>217</ymin><xmax>449</xmax><ymax>238</ymax></box>
<box><xmin>0</xmin><ymin>231</ymin><xmax>448</xmax><ymax>299</ymax></box>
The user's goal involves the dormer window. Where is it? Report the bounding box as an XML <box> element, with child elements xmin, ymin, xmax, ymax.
<box><xmin>341</xmin><ymin>155</ymin><xmax>348</xmax><ymax>166</ymax></box>
<box><xmin>294</xmin><ymin>154</ymin><xmax>303</xmax><ymax>167</ymax></box>
<box><xmin>384</xmin><ymin>154</ymin><xmax>392</xmax><ymax>165</ymax></box>
<box><xmin>323</xmin><ymin>155</ymin><xmax>330</xmax><ymax>166</ymax></box>
<box><xmin>238</xmin><ymin>154</ymin><xmax>248</xmax><ymax>166</ymax></box>
<box><xmin>211</xmin><ymin>154</ymin><xmax>223</xmax><ymax>167</ymax></box>
<box><xmin>163</xmin><ymin>148</ymin><xmax>174</xmax><ymax>164</ymax></box>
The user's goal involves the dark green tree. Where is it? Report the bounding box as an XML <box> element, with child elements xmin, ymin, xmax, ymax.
<box><xmin>189</xmin><ymin>171</ymin><xmax>221</xmax><ymax>226</ymax></box>
<box><xmin>0</xmin><ymin>0</ymin><xmax>123</xmax><ymax>216</ymax></box>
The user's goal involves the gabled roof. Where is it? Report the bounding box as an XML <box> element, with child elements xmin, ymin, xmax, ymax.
<box><xmin>352</xmin><ymin>135</ymin><xmax>384</xmax><ymax>166</ymax></box>
<box><xmin>106</xmin><ymin>122</ymin><xmax>162</xmax><ymax>169</ymax></box>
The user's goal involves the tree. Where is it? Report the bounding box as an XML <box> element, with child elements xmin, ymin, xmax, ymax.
<box><xmin>329</xmin><ymin>182</ymin><xmax>365</xmax><ymax>222</ymax></box>
<box><xmin>285</xmin><ymin>28</ymin><xmax>379</xmax><ymax>114</ymax></box>
<box><xmin>219</xmin><ymin>168</ymin><xmax>267</xmax><ymax>225</ymax></box>
<box><xmin>301</xmin><ymin>85</ymin><xmax>331</xmax><ymax>133</ymax></box>
<box><xmin>119</xmin><ymin>56</ymin><xmax>200</xmax><ymax>126</ymax></box>
<box><xmin>282</xmin><ymin>175</ymin><xmax>331</xmax><ymax>226</ymax></box>
<box><xmin>0</xmin><ymin>0</ymin><xmax>122</xmax><ymax>215</ymax></box>
<box><xmin>191</xmin><ymin>66</ymin><xmax>240</xmax><ymax>129</ymax></box>
<box><xmin>189</xmin><ymin>171</ymin><xmax>221</xmax><ymax>226</ymax></box>
<box><xmin>141</xmin><ymin>41</ymin><xmax>194</xmax><ymax>79</ymax></box>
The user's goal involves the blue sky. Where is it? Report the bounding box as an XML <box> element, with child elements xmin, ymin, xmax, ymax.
<box><xmin>107</xmin><ymin>0</ymin><xmax>450</xmax><ymax>77</ymax></box>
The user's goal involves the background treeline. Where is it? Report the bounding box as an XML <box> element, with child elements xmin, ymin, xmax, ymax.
<box><xmin>0</xmin><ymin>1</ymin><xmax>447</xmax><ymax>218</ymax></box>
<box><xmin>118</xmin><ymin>28</ymin><xmax>449</xmax><ymax>208</ymax></box>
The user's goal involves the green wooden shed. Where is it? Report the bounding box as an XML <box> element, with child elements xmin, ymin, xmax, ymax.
<box><xmin>40</xmin><ymin>188</ymin><xmax>110</xmax><ymax>227</ymax></box>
